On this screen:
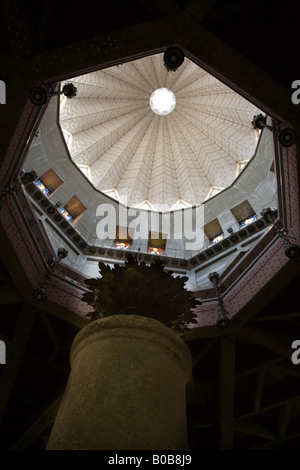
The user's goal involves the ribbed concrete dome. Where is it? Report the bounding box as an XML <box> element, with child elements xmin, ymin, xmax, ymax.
<box><xmin>59</xmin><ymin>52</ymin><xmax>262</xmax><ymax>210</ymax></box>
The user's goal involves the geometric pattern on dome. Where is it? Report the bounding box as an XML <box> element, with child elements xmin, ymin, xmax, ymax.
<box><xmin>59</xmin><ymin>53</ymin><xmax>263</xmax><ymax>210</ymax></box>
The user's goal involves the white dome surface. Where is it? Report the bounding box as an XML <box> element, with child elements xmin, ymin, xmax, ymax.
<box><xmin>59</xmin><ymin>53</ymin><xmax>262</xmax><ymax>210</ymax></box>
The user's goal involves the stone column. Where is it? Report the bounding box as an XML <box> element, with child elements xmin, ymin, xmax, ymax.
<box><xmin>47</xmin><ymin>315</ymin><xmax>192</xmax><ymax>450</ymax></box>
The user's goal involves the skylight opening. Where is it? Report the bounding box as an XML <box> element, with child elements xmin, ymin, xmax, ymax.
<box><xmin>150</xmin><ymin>88</ymin><xmax>176</xmax><ymax>115</ymax></box>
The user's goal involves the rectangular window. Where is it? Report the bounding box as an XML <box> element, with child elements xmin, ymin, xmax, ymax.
<box><xmin>147</xmin><ymin>231</ymin><xmax>167</xmax><ymax>255</ymax></box>
<box><xmin>240</xmin><ymin>214</ymin><xmax>257</xmax><ymax>226</ymax></box>
<box><xmin>60</xmin><ymin>207</ymin><xmax>75</xmax><ymax>223</ymax></box>
<box><xmin>204</xmin><ymin>218</ymin><xmax>223</xmax><ymax>244</ymax></box>
<box><xmin>113</xmin><ymin>226</ymin><xmax>133</xmax><ymax>249</ymax></box>
<box><xmin>211</xmin><ymin>232</ymin><xmax>224</xmax><ymax>244</ymax></box>
<box><xmin>38</xmin><ymin>168</ymin><xmax>64</xmax><ymax>196</ymax></box>
<box><xmin>35</xmin><ymin>179</ymin><xmax>51</xmax><ymax>196</ymax></box>
<box><xmin>230</xmin><ymin>200</ymin><xmax>256</xmax><ymax>226</ymax></box>
<box><xmin>114</xmin><ymin>241</ymin><xmax>131</xmax><ymax>250</ymax></box>
<box><xmin>148</xmin><ymin>246</ymin><xmax>163</xmax><ymax>255</ymax></box>
<box><xmin>64</xmin><ymin>195</ymin><xmax>87</xmax><ymax>224</ymax></box>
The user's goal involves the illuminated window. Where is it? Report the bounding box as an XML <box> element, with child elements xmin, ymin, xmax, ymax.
<box><xmin>35</xmin><ymin>168</ymin><xmax>64</xmax><ymax>197</ymax></box>
<box><xmin>148</xmin><ymin>232</ymin><xmax>167</xmax><ymax>255</ymax></box>
<box><xmin>58</xmin><ymin>195</ymin><xmax>87</xmax><ymax>224</ymax></box>
<box><xmin>148</xmin><ymin>246</ymin><xmax>163</xmax><ymax>255</ymax></box>
<box><xmin>204</xmin><ymin>218</ymin><xmax>223</xmax><ymax>244</ymax></box>
<box><xmin>114</xmin><ymin>241</ymin><xmax>131</xmax><ymax>250</ymax></box>
<box><xmin>240</xmin><ymin>214</ymin><xmax>257</xmax><ymax>226</ymax></box>
<box><xmin>60</xmin><ymin>207</ymin><xmax>75</xmax><ymax>222</ymax></box>
<box><xmin>35</xmin><ymin>179</ymin><xmax>51</xmax><ymax>196</ymax></box>
<box><xmin>113</xmin><ymin>226</ymin><xmax>133</xmax><ymax>249</ymax></box>
<box><xmin>63</xmin><ymin>195</ymin><xmax>87</xmax><ymax>225</ymax></box>
<box><xmin>211</xmin><ymin>232</ymin><xmax>224</xmax><ymax>244</ymax></box>
<box><xmin>231</xmin><ymin>200</ymin><xmax>256</xmax><ymax>227</ymax></box>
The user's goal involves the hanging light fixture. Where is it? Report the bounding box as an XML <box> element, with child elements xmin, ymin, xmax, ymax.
<box><xmin>252</xmin><ymin>114</ymin><xmax>296</xmax><ymax>148</ymax></box>
<box><xmin>47</xmin><ymin>247</ymin><xmax>68</xmax><ymax>269</ymax></box>
<box><xmin>163</xmin><ymin>46</ymin><xmax>184</xmax><ymax>72</ymax></box>
<box><xmin>208</xmin><ymin>272</ymin><xmax>230</xmax><ymax>328</ymax></box>
<box><xmin>33</xmin><ymin>285</ymin><xmax>48</xmax><ymax>301</ymax></box>
<box><xmin>34</xmin><ymin>248</ymin><xmax>68</xmax><ymax>301</ymax></box>
<box><xmin>29</xmin><ymin>82</ymin><xmax>77</xmax><ymax>106</ymax></box>
<box><xmin>261</xmin><ymin>208</ymin><xmax>300</xmax><ymax>258</ymax></box>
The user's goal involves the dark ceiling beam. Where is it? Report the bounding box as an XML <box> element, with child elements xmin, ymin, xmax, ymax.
<box><xmin>0</xmin><ymin>16</ymin><xmax>181</xmax><ymax>172</ymax></box>
<box><xmin>1</xmin><ymin>1</ymin><xmax>34</xmax><ymax>58</ymax></box>
<box><xmin>0</xmin><ymin>303</ymin><xmax>36</xmax><ymax>422</ymax></box>
<box><xmin>10</xmin><ymin>394</ymin><xmax>63</xmax><ymax>450</ymax></box>
<box><xmin>253</xmin><ymin>364</ymin><xmax>266</xmax><ymax>413</ymax></box>
<box><xmin>39</xmin><ymin>311</ymin><xmax>61</xmax><ymax>350</ymax></box>
<box><xmin>234</xmin><ymin>421</ymin><xmax>276</xmax><ymax>441</ymax></box>
<box><xmin>22</xmin><ymin>16</ymin><xmax>182</xmax><ymax>84</ymax></box>
<box><xmin>0</xmin><ymin>271</ymin><xmax>14</xmax><ymax>285</ymax></box>
<box><xmin>184</xmin><ymin>0</ymin><xmax>218</xmax><ymax>23</ymax></box>
<box><xmin>180</xmin><ymin>17</ymin><xmax>298</xmax><ymax>125</ymax></box>
<box><xmin>219</xmin><ymin>334</ymin><xmax>236</xmax><ymax>450</ymax></box>
<box><xmin>229</xmin><ymin>260</ymin><xmax>300</xmax><ymax>333</ymax></box>
<box><xmin>270</xmin><ymin>363</ymin><xmax>300</xmax><ymax>379</ymax></box>
<box><xmin>236</xmin><ymin>357</ymin><xmax>281</xmax><ymax>379</ymax></box>
<box><xmin>0</xmin><ymin>283</ymin><xmax>22</xmax><ymax>304</ymax></box>
<box><xmin>278</xmin><ymin>401</ymin><xmax>293</xmax><ymax>440</ymax></box>
<box><xmin>253</xmin><ymin>312</ymin><xmax>300</xmax><ymax>322</ymax></box>
<box><xmin>0</xmin><ymin>226</ymin><xmax>87</xmax><ymax>330</ymax></box>
<box><xmin>0</xmin><ymin>226</ymin><xmax>34</xmax><ymax>294</ymax></box>
<box><xmin>252</xmin><ymin>430</ymin><xmax>300</xmax><ymax>450</ymax></box>
<box><xmin>204</xmin><ymin>0</ymin><xmax>258</xmax><ymax>23</ymax></box>
<box><xmin>30</xmin><ymin>300</ymin><xmax>87</xmax><ymax>331</ymax></box>
<box><xmin>185</xmin><ymin>256</ymin><xmax>300</xmax><ymax>343</ymax></box>
<box><xmin>34</xmin><ymin>1</ymin><xmax>61</xmax><ymax>52</ymax></box>
<box><xmin>239</xmin><ymin>326</ymin><xmax>293</xmax><ymax>360</ymax></box>
<box><xmin>236</xmin><ymin>396</ymin><xmax>300</xmax><ymax>422</ymax></box>
<box><xmin>191</xmin><ymin>337</ymin><xmax>218</xmax><ymax>368</ymax></box>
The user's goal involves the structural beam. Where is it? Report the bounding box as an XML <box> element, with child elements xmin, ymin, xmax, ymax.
<box><xmin>240</xmin><ymin>326</ymin><xmax>293</xmax><ymax>359</ymax></box>
<box><xmin>0</xmin><ymin>283</ymin><xmax>22</xmax><ymax>304</ymax></box>
<box><xmin>219</xmin><ymin>335</ymin><xmax>236</xmax><ymax>450</ymax></box>
<box><xmin>253</xmin><ymin>364</ymin><xmax>266</xmax><ymax>413</ymax></box>
<box><xmin>254</xmin><ymin>312</ymin><xmax>300</xmax><ymax>322</ymax></box>
<box><xmin>234</xmin><ymin>421</ymin><xmax>276</xmax><ymax>440</ymax></box>
<box><xmin>180</xmin><ymin>17</ymin><xmax>298</xmax><ymax>125</ymax></box>
<box><xmin>278</xmin><ymin>401</ymin><xmax>293</xmax><ymax>440</ymax></box>
<box><xmin>0</xmin><ymin>303</ymin><xmax>36</xmax><ymax>421</ymax></box>
<box><xmin>10</xmin><ymin>395</ymin><xmax>63</xmax><ymax>450</ymax></box>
